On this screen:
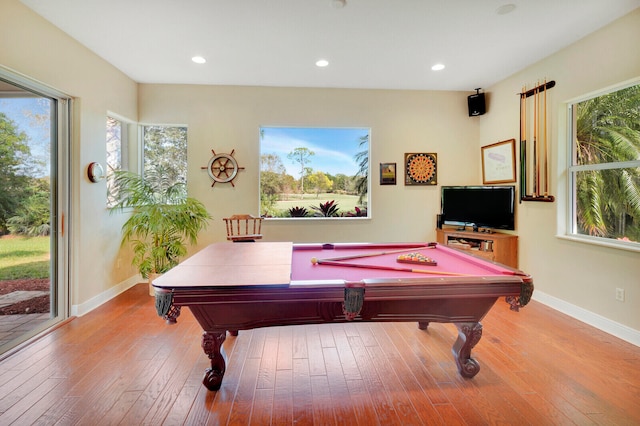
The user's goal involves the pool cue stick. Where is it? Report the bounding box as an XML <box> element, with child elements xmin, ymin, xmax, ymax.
<box><xmin>314</xmin><ymin>244</ymin><xmax>436</xmax><ymax>263</ymax></box>
<box><xmin>520</xmin><ymin>88</ymin><xmax>527</xmax><ymax>198</ymax></box>
<box><xmin>537</xmin><ymin>82</ymin><xmax>542</xmax><ymax>196</ymax></box>
<box><xmin>543</xmin><ymin>79</ymin><xmax>549</xmax><ymax>196</ymax></box>
<box><xmin>520</xmin><ymin>89</ymin><xmax>525</xmax><ymax>195</ymax></box>
<box><xmin>312</xmin><ymin>259</ymin><xmax>470</xmax><ymax>276</ymax></box>
<box><xmin>533</xmin><ymin>83</ymin><xmax>539</xmax><ymax>197</ymax></box>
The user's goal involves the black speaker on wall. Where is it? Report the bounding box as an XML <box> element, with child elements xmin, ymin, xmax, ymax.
<box><xmin>468</xmin><ymin>88</ymin><xmax>486</xmax><ymax>116</ymax></box>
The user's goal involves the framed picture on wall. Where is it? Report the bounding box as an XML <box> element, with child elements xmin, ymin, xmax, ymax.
<box><xmin>481</xmin><ymin>139</ymin><xmax>516</xmax><ymax>184</ymax></box>
<box><xmin>380</xmin><ymin>162</ymin><xmax>396</xmax><ymax>185</ymax></box>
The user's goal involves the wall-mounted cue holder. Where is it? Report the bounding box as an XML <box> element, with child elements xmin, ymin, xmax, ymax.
<box><xmin>519</xmin><ymin>80</ymin><xmax>556</xmax><ymax>203</ymax></box>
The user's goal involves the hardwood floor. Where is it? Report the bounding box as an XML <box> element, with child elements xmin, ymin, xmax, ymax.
<box><xmin>0</xmin><ymin>283</ymin><xmax>638</xmax><ymax>425</ymax></box>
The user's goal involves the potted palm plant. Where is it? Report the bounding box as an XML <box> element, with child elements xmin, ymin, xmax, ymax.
<box><xmin>110</xmin><ymin>167</ymin><xmax>211</xmax><ymax>295</ymax></box>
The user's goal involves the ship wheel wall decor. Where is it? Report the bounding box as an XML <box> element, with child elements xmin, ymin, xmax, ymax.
<box><xmin>201</xmin><ymin>149</ymin><xmax>245</xmax><ymax>187</ymax></box>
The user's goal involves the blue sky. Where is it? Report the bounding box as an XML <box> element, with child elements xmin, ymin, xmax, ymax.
<box><xmin>0</xmin><ymin>96</ymin><xmax>51</xmax><ymax>177</ymax></box>
<box><xmin>260</xmin><ymin>127</ymin><xmax>369</xmax><ymax>177</ymax></box>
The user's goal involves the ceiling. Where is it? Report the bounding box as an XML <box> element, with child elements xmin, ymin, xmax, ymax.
<box><xmin>21</xmin><ymin>0</ymin><xmax>640</xmax><ymax>91</ymax></box>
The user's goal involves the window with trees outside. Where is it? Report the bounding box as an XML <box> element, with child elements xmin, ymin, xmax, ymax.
<box><xmin>260</xmin><ymin>127</ymin><xmax>370</xmax><ymax>218</ymax></box>
<box><xmin>568</xmin><ymin>81</ymin><xmax>640</xmax><ymax>247</ymax></box>
<box><xmin>109</xmin><ymin>124</ymin><xmax>187</xmax><ymax>209</ymax></box>
<box><xmin>106</xmin><ymin>116</ymin><xmax>130</xmax><ymax>207</ymax></box>
<box><xmin>142</xmin><ymin>125</ymin><xmax>188</xmax><ymax>201</ymax></box>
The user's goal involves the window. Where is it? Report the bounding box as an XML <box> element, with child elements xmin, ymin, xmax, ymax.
<box><xmin>110</xmin><ymin>124</ymin><xmax>187</xmax><ymax>207</ymax></box>
<box><xmin>259</xmin><ymin>126</ymin><xmax>370</xmax><ymax>218</ymax></box>
<box><xmin>142</xmin><ymin>125</ymin><xmax>188</xmax><ymax>200</ymax></box>
<box><xmin>568</xmin><ymin>81</ymin><xmax>640</xmax><ymax>246</ymax></box>
<box><xmin>106</xmin><ymin>115</ymin><xmax>130</xmax><ymax>207</ymax></box>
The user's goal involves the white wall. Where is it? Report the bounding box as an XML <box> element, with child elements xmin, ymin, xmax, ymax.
<box><xmin>480</xmin><ymin>9</ymin><xmax>640</xmax><ymax>336</ymax></box>
<box><xmin>0</xmin><ymin>0</ymin><xmax>139</xmax><ymax>309</ymax></box>
<box><xmin>138</xmin><ymin>84</ymin><xmax>480</xmax><ymax>246</ymax></box>
<box><xmin>3</xmin><ymin>0</ymin><xmax>638</xmax><ymax>340</ymax></box>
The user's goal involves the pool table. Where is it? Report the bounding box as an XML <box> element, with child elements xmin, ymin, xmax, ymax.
<box><xmin>153</xmin><ymin>241</ymin><xmax>533</xmax><ymax>391</ymax></box>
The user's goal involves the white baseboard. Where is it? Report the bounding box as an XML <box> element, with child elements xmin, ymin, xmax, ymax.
<box><xmin>71</xmin><ymin>274</ymin><xmax>142</xmax><ymax>317</ymax></box>
<box><xmin>533</xmin><ymin>290</ymin><xmax>640</xmax><ymax>347</ymax></box>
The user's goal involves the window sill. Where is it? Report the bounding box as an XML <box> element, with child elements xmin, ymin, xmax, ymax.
<box><xmin>264</xmin><ymin>216</ymin><xmax>371</xmax><ymax>221</ymax></box>
<box><xmin>556</xmin><ymin>234</ymin><xmax>640</xmax><ymax>253</ymax></box>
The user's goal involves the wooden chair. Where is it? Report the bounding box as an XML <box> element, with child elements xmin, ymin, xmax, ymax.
<box><xmin>223</xmin><ymin>214</ymin><xmax>263</xmax><ymax>242</ymax></box>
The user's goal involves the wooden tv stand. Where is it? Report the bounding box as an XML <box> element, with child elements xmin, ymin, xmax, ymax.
<box><xmin>435</xmin><ymin>227</ymin><xmax>518</xmax><ymax>268</ymax></box>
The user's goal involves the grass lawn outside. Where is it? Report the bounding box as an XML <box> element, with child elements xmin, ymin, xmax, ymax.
<box><xmin>273</xmin><ymin>193</ymin><xmax>365</xmax><ymax>216</ymax></box>
<box><xmin>0</xmin><ymin>235</ymin><xmax>50</xmax><ymax>280</ymax></box>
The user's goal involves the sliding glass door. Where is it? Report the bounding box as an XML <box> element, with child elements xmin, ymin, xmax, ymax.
<box><xmin>0</xmin><ymin>73</ymin><xmax>69</xmax><ymax>355</ymax></box>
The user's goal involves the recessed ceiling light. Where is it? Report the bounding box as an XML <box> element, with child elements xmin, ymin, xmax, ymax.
<box><xmin>431</xmin><ymin>63</ymin><xmax>445</xmax><ymax>71</ymax></box>
<box><xmin>496</xmin><ymin>4</ymin><xmax>516</xmax><ymax>15</ymax></box>
<box><xmin>316</xmin><ymin>59</ymin><xmax>329</xmax><ymax>67</ymax></box>
<box><xmin>191</xmin><ymin>56</ymin><xmax>206</xmax><ymax>64</ymax></box>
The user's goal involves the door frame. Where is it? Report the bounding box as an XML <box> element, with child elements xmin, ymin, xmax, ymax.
<box><xmin>0</xmin><ymin>66</ymin><xmax>71</xmax><ymax>353</ymax></box>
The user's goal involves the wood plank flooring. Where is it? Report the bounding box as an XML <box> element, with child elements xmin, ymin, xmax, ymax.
<box><xmin>0</xmin><ymin>283</ymin><xmax>638</xmax><ymax>425</ymax></box>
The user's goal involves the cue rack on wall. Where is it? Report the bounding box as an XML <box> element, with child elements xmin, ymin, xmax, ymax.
<box><xmin>519</xmin><ymin>80</ymin><xmax>556</xmax><ymax>202</ymax></box>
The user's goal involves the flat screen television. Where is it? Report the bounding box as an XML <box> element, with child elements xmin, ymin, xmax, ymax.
<box><xmin>441</xmin><ymin>185</ymin><xmax>515</xmax><ymax>230</ymax></box>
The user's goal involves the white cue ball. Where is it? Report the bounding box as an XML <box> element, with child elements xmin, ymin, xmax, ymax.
<box><xmin>310</xmin><ymin>257</ymin><xmax>318</xmax><ymax>265</ymax></box>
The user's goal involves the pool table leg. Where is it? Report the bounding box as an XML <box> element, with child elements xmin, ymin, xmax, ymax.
<box><xmin>418</xmin><ymin>321</ymin><xmax>429</xmax><ymax>330</ymax></box>
<box><xmin>201</xmin><ymin>331</ymin><xmax>227</xmax><ymax>391</ymax></box>
<box><xmin>452</xmin><ymin>322</ymin><xmax>483</xmax><ymax>378</ymax></box>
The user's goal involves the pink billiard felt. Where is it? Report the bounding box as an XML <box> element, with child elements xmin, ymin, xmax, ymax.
<box><xmin>291</xmin><ymin>243</ymin><xmax>513</xmax><ymax>282</ymax></box>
